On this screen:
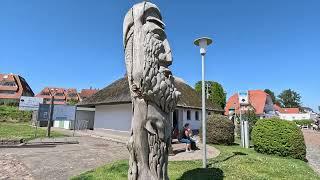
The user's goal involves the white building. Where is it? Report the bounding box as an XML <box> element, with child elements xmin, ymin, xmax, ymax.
<box><xmin>274</xmin><ymin>105</ymin><xmax>315</xmax><ymax>121</ymax></box>
<box><xmin>78</xmin><ymin>77</ymin><xmax>224</xmax><ymax>132</ymax></box>
<box><xmin>277</xmin><ymin>112</ymin><xmax>313</xmax><ymax>121</ymax></box>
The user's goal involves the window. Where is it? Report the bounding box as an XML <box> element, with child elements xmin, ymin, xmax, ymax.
<box><xmin>0</xmin><ymin>90</ymin><xmax>15</xmax><ymax>94</ymax></box>
<box><xmin>42</xmin><ymin>92</ymin><xmax>50</xmax><ymax>96</ymax></box>
<box><xmin>187</xmin><ymin>110</ymin><xmax>191</xmax><ymax>120</ymax></box>
<box><xmin>68</xmin><ymin>93</ymin><xmax>77</xmax><ymax>97</ymax></box>
<box><xmin>0</xmin><ymin>81</ymin><xmax>16</xmax><ymax>86</ymax></box>
<box><xmin>195</xmin><ymin>111</ymin><xmax>199</xmax><ymax>121</ymax></box>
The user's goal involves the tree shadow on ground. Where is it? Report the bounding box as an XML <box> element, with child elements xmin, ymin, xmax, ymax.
<box><xmin>177</xmin><ymin>167</ymin><xmax>224</xmax><ymax>180</ymax></box>
<box><xmin>209</xmin><ymin>151</ymin><xmax>247</xmax><ymax>166</ymax></box>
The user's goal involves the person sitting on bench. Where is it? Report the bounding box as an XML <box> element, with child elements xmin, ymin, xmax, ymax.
<box><xmin>179</xmin><ymin>123</ymin><xmax>196</xmax><ymax>153</ymax></box>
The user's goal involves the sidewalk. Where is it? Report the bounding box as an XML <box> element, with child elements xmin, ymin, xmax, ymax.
<box><xmin>52</xmin><ymin>128</ymin><xmax>220</xmax><ymax>161</ymax></box>
<box><xmin>303</xmin><ymin>129</ymin><xmax>320</xmax><ymax>175</ymax></box>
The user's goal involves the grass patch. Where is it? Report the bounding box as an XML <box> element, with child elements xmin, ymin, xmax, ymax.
<box><xmin>71</xmin><ymin>144</ymin><xmax>319</xmax><ymax>180</ymax></box>
<box><xmin>0</xmin><ymin>122</ymin><xmax>66</xmax><ymax>141</ymax></box>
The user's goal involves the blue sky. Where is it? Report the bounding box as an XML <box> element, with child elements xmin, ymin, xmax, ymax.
<box><xmin>0</xmin><ymin>0</ymin><xmax>319</xmax><ymax>112</ymax></box>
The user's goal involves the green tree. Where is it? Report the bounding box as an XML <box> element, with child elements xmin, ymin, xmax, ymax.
<box><xmin>195</xmin><ymin>81</ymin><xmax>226</xmax><ymax>109</ymax></box>
<box><xmin>264</xmin><ymin>89</ymin><xmax>281</xmax><ymax>105</ymax></box>
<box><xmin>278</xmin><ymin>89</ymin><xmax>301</xmax><ymax>108</ymax></box>
<box><xmin>67</xmin><ymin>99</ymin><xmax>79</xmax><ymax>106</ymax></box>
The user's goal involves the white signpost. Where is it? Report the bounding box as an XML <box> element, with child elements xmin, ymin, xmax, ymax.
<box><xmin>238</xmin><ymin>91</ymin><xmax>250</xmax><ymax>148</ymax></box>
<box><xmin>19</xmin><ymin>96</ymin><xmax>43</xmax><ymax>111</ymax></box>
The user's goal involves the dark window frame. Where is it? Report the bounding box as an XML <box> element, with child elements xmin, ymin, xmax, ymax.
<box><xmin>187</xmin><ymin>110</ymin><xmax>191</xmax><ymax>120</ymax></box>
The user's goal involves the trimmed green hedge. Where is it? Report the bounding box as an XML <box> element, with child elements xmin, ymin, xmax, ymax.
<box><xmin>201</xmin><ymin>114</ymin><xmax>235</xmax><ymax>145</ymax></box>
<box><xmin>0</xmin><ymin>105</ymin><xmax>32</xmax><ymax>123</ymax></box>
<box><xmin>252</xmin><ymin>118</ymin><xmax>306</xmax><ymax>160</ymax></box>
<box><xmin>293</xmin><ymin>119</ymin><xmax>314</xmax><ymax>126</ymax></box>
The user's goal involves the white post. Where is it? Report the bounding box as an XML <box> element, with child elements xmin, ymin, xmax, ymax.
<box><xmin>201</xmin><ymin>54</ymin><xmax>207</xmax><ymax>168</ymax></box>
<box><xmin>244</xmin><ymin>120</ymin><xmax>249</xmax><ymax>148</ymax></box>
<box><xmin>240</xmin><ymin>107</ymin><xmax>245</xmax><ymax>147</ymax></box>
<box><xmin>194</xmin><ymin>37</ymin><xmax>212</xmax><ymax>169</ymax></box>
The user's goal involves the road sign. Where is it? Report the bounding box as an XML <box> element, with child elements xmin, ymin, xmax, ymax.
<box><xmin>53</xmin><ymin>105</ymin><xmax>76</xmax><ymax>121</ymax></box>
<box><xmin>238</xmin><ymin>91</ymin><xmax>249</xmax><ymax>105</ymax></box>
<box><xmin>19</xmin><ymin>96</ymin><xmax>43</xmax><ymax>111</ymax></box>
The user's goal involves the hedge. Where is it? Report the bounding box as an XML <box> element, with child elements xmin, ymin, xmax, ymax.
<box><xmin>293</xmin><ymin>119</ymin><xmax>314</xmax><ymax>126</ymax></box>
<box><xmin>0</xmin><ymin>105</ymin><xmax>32</xmax><ymax>123</ymax></box>
<box><xmin>252</xmin><ymin>118</ymin><xmax>306</xmax><ymax>160</ymax></box>
<box><xmin>201</xmin><ymin>114</ymin><xmax>235</xmax><ymax>145</ymax></box>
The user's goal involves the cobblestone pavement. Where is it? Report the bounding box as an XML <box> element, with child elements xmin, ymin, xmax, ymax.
<box><xmin>303</xmin><ymin>130</ymin><xmax>320</xmax><ymax>175</ymax></box>
<box><xmin>0</xmin><ymin>154</ymin><xmax>33</xmax><ymax>180</ymax></box>
<box><xmin>0</xmin><ymin>136</ymin><xmax>128</xmax><ymax>180</ymax></box>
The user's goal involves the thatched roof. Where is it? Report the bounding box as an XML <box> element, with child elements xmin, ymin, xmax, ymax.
<box><xmin>78</xmin><ymin>77</ymin><xmax>224</xmax><ymax>112</ymax></box>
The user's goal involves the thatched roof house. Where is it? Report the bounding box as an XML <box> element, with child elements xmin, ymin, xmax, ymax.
<box><xmin>78</xmin><ymin>77</ymin><xmax>223</xmax><ymax>111</ymax></box>
<box><xmin>78</xmin><ymin>77</ymin><xmax>224</xmax><ymax>131</ymax></box>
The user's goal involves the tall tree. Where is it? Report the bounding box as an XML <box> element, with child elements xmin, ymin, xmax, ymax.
<box><xmin>195</xmin><ymin>81</ymin><xmax>226</xmax><ymax>109</ymax></box>
<box><xmin>264</xmin><ymin>89</ymin><xmax>280</xmax><ymax>105</ymax></box>
<box><xmin>277</xmin><ymin>89</ymin><xmax>301</xmax><ymax>108</ymax></box>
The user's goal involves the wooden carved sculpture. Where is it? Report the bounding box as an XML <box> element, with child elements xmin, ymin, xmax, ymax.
<box><xmin>123</xmin><ymin>2</ymin><xmax>180</xmax><ymax>180</ymax></box>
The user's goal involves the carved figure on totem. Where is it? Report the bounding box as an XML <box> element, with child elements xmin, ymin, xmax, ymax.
<box><xmin>123</xmin><ymin>2</ymin><xmax>180</xmax><ymax>180</ymax></box>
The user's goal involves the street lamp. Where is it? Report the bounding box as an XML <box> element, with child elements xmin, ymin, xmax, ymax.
<box><xmin>194</xmin><ymin>37</ymin><xmax>213</xmax><ymax>168</ymax></box>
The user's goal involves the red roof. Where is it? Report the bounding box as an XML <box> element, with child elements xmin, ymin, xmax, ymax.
<box><xmin>225</xmin><ymin>90</ymin><xmax>269</xmax><ymax>115</ymax></box>
<box><xmin>0</xmin><ymin>73</ymin><xmax>34</xmax><ymax>100</ymax></box>
<box><xmin>36</xmin><ymin>87</ymin><xmax>80</xmax><ymax>104</ymax></box>
<box><xmin>274</xmin><ymin>104</ymin><xmax>300</xmax><ymax>114</ymax></box>
<box><xmin>80</xmin><ymin>89</ymin><xmax>98</xmax><ymax>99</ymax></box>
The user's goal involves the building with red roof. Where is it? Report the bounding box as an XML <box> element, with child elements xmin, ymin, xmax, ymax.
<box><xmin>225</xmin><ymin>90</ymin><xmax>275</xmax><ymax>119</ymax></box>
<box><xmin>225</xmin><ymin>89</ymin><xmax>313</xmax><ymax>121</ymax></box>
<box><xmin>79</xmin><ymin>88</ymin><xmax>99</xmax><ymax>100</ymax></box>
<box><xmin>0</xmin><ymin>73</ymin><xmax>34</xmax><ymax>104</ymax></box>
<box><xmin>36</xmin><ymin>87</ymin><xmax>81</xmax><ymax>105</ymax></box>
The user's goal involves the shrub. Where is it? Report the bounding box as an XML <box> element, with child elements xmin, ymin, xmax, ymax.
<box><xmin>0</xmin><ymin>105</ymin><xmax>32</xmax><ymax>123</ymax></box>
<box><xmin>201</xmin><ymin>114</ymin><xmax>235</xmax><ymax>145</ymax></box>
<box><xmin>252</xmin><ymin>118</ymin><xmax>306</xmax><ymax>160</ymax></box>
<box><xmin>293</xmin><ymin>119</ymin><xmax>313</xmax><ymax>126</ymax></box>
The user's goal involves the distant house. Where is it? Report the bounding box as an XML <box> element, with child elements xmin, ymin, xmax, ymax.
<box><xmin>36</xmin><ymin>87</ymin><xmax>81</xmax><ymax>105</ymax></box>
<box><xmin>78</xmin><ymin>77</ymin><xmax>224</xmax><ymax>132</ymax></box>
<box><xmin>274</xmin><ymin>104</ymin><xmax>316</xmax><ymax>121</ymax></box>
<box><xmin>225</xmin><ymin>90</ymin><xmax>275</xmax><ymax>119</ymax></box>
<box><xmin>0</xmin><ymin>73</ymin><xmax>34</xmax><ymax>104</ymax></box>
<box><xmin>79</xmin><ymin>88</ymin><xmax>99</xmax><ymax>100</ymax></box>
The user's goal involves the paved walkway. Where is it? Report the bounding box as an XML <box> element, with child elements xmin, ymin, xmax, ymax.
<box><xmin>0</xmin><ymin>128</ymin><xmax>220</xmax><ymax>179</ymax></box>
<box><xmin>0</xmin><ymin>136</ymin><xmax>128</xmax><ymax>180</ymax></box>
<box><xmin>66</xmin><ymin>128</ymin><xmax>220</xmax><ymax>161</ymax></box>
<box><xmin>303</xmin><ymin>129</ymin><xmax>320</xmax><ymax>175</ymax></box>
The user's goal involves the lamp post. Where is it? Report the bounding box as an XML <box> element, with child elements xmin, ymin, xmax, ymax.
<box><xmin>194</xmin><ymin>37</ymin><xmax>213</xmax><ymax>168</ymax></box>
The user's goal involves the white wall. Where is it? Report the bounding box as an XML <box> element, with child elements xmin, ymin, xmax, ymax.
<box><xmin>278</xmin><ymin>113</ymin><xmax>311</xmax><ymax>121</ymax></box>
<box><xmin>94</xmin><ymin>103</ymin><xmax>132</xmax><ymax>131</ymax></box>
<box><xmin>180</xmin><ymin>108</ymin><xmax>202</xmax><ymax>130</ymax></box>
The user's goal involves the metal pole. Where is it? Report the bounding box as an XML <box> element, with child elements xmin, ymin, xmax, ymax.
<box><xmin>47</xmin><ymin>95</ymin><xmax>54</xmax><ymax>137</ymax></box>
<box><xmin>244</xmin><ymin>120</ymin><xmax>249</xmax><ymax>148</ymax></box>
<box><xmin>201</xmin><ymin>54</ymin><xmax>207</xmax><ymax>168</ymax></box>
<box><xmin>73</xmin><ymin>106</ymin><xmax>77</xmax><ymax>137</ymax></box>
<box><xmin>240</xmin><ymin>106</ymin><xmax>244</xmax><ymax>147</ymax></box>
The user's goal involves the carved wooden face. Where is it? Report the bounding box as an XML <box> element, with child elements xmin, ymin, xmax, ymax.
<box><xmin>123</xmin><ymin>2</ymin><xmax>180</xmax><ymax>113</ymax></box>
<box><xmin>141</xmin><ymin>12</ymin><xmax>180</xmax><ymax>113</ymax></box>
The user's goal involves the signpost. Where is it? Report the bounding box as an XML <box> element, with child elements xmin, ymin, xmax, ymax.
<box><xmin>238</xmin><ymin>91</ymin><xmax>250</xmax><ymax>148</ymax></box>
<box><xmin>19</xmin><ymin>96</ymin><xmax>43</xmax><ymax>111</ymax></box>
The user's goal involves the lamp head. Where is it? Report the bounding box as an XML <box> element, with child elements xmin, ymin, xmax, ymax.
<box><xmin>194</xmin><ymin>37</ymin><xmax>213</xmax><ymax>55</ymax></box>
